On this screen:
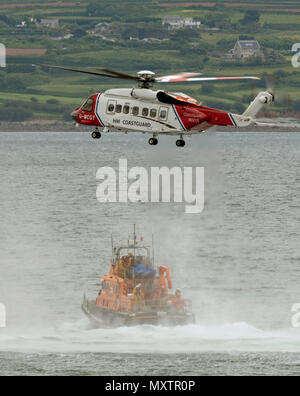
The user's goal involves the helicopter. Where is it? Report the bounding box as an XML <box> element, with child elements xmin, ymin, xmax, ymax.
<box><xmin>46</xmin><ymin>66</ymin><xmax>275</xmax><ymax>147</ymax></box>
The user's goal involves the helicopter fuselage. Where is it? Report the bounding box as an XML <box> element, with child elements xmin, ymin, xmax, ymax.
<box><xmin>46</xmin><ymin>65</ymin><xmax>274</xmax><ymax>145</ymax></box>
<box><xmin>72</xmin><ymin>88</ymin><xmax>251</xmax><ymax>136</ymax></box>
<box><xmin>70</xmin><ymin>87</ymin><xmax>274</xmax><ymax>146</ymax></box>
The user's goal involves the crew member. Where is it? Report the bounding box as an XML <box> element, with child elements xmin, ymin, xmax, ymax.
<box><xmin>133</xmin><ymin>283</ymin><xmax>145</xmax><ymax>312</ymax></box>
<box><xmin>159</xmin><ymin>286</ymin><xmax>168</xmax><ymax>308</ymax></box>
<box><xmin>173</xmin><ymin>289</ymin><xmax>185</xmax><ymax>311</ymax></box>
<box><xmin>120</xmin><ymin>253</ymin><xmax>133</xmax><ymax>278</ymax></box>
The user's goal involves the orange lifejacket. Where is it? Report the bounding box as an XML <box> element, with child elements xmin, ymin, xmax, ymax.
<box><xmin>173</xmin><ymin>298</ymin><xmax>185</xmax><ymax>311</ymax></box>
<box><xmin>119</xmin><ymin>256</ymin><xmax>132</xmax><ymax>277</ymax></box>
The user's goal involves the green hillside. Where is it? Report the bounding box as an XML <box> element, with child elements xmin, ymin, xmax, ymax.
<box><xmin>0</xmin><ymin>0</ymin><xmax>300</xmax><ymax>121</ymax></box>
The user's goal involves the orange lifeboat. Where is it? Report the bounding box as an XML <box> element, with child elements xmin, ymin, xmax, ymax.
<box><xmin>82</xmin><ymin>227</ymin><xmax>195</xmax><ymax>327</ymax></box>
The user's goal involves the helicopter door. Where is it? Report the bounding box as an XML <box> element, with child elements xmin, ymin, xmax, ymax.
<box><xmin>159</xmin><ymin>106</ymin><xmax>169</xmax><ymax>122</ymax></box>
<box><xmin>158</xmin><ymin>106</ymin><xmax>169</xmax><ymax>131</ymax></box>
<box><xmin>106</xmin><ymin>100</ymin><xmax>117</xmax><ymax>115</ymax></box>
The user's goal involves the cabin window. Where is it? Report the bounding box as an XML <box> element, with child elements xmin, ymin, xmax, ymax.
<box><xmin>116</xmin><ymin>104</ymin><xmax>122</xmax><ymax>113</ymax></box>
<box><xmin>150</xmin><ymin>109</ymin><xmax>157</xmax><ymax>118</ymax></box>
<box><xmin>123</xmin><ymin>105</ymin><xmax>129</xmax><ymax>114</ymax></box>
<box><xmin>142</xmin><ymin>108</ymin><xmax>149</xmax><ymax>117</ymax></box>
<box><xmin>160</xmin><ymin>109</ymin><xmax>168</xmax><ymax>120</ymax></box>
<box><xmin>81</xmin><ymin>97</ymin><xmax>94</xmax><ymax>112</ymax></box>
<box><xmin>132</xmin><ymin>106</ymin><xmax>139</xmax><ymax>116</ymax></box>
<box><xmin>108</xmin><ymin>103</ymin><xmax>115</xmax><ymax>112</ymax></box>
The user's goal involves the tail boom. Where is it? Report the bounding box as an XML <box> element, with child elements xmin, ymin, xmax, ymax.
<box><xmin>195</xmin><ymin>91</ymin><xmax>275</xmax><ymax>130</ymax></box>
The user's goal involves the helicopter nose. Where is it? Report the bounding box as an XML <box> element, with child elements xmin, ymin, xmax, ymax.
<box><xmin>71</xmin><ymin>109</ymin><xmax>79</xmax><ymax>122</ymax></box>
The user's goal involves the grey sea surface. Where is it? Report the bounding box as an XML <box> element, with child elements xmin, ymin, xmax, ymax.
<box><xmin>0</xmin><ymin>131</ymin><xmax>299</xmax><ymax>376</ymax></box>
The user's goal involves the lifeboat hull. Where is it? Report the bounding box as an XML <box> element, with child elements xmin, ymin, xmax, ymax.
<box><xmin>82</xmin><ymin>297</ymin><xmax>195</xmax><ymax>328</ymax></box>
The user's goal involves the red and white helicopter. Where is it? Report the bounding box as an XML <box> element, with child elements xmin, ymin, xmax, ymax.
<box><xmin>49</xmin><ymin>66</ymin><xmax>274</xmax><ymax>147</ymax></box>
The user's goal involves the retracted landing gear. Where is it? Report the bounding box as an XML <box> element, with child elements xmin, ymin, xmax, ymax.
<box><xmin>176</xmin><ymin>138</ymin><xmax>185</xmax><ymax>147</ymax></box>
<box><xmin>149</xmin><ymin>137</ymin><xmax>158</xmax><ymax>146</ymax></box>
<box><xmin>91</xmin><ymin>128</ymin><xmax>101</xmax><ymax>140</ymax></box>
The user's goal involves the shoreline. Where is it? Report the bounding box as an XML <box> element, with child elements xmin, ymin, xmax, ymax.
<box><xmin>0</xmin><ymin>121</ymin><xmax>300</xmax><ymax>133</ymax></box>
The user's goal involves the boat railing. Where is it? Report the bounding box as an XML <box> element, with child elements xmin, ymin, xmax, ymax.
<box><xmin>83</xmin><ymin>280</ymin><xmax>102</xmax><ymax>302</ymax></box>
<box><xmin>135</xmin><ymin>296</ymin><xmax>191</xmax><ymax>314</ymax></box>
<box><xmin>184</xmin><ymin>299</ymin><xmax>193</xmax><ymax>312</ymax></box>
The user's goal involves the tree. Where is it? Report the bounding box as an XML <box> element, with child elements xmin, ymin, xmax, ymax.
<box><xmin>0</xmin><ymin>106</ymin><xmax>33</xmax><ymax>122</ymax></box>
<box><xmin>239</xmin><ymin>35</ymin><xmax>255</xmax><ymax>40</ymax></box>
<box><xmin>46</xmin><ymin>99</ymin><xmax>60</xmax><ymax>105</ymax></box>
<box><xmin>203</xmin><ymin>13</ymin><xmax>231</xmax><ymax>29</ymax></box>
<box><xmin>241</xmin><ymin>10</ymin><xmax>260</xmax><ymax>24</ymax></box>
<box><xmin>73</xmin><ymin>27</ymin><xmax>87</xmax><ymax>38</ymax></box>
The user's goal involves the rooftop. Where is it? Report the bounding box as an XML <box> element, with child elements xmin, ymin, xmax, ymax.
<box><xmin>237</xmin><ymin>40</ymin><xmax>260</xmax><ymax>50</ymax></box>
<box><xmin>163</xmin><ymin>15</ymin><xmax>182</xmax><ymax>21</ymax></box>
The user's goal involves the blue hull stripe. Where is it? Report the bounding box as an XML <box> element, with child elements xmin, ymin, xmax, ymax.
<box><xmin>229</xmin><ymin>113</ymin><xmax>237</xmax><ymax>127</ymax></box>
<box><xmin>172</xmin><ymin>104</ymin><xmax>186</xmax><ymax>131</ymax></box>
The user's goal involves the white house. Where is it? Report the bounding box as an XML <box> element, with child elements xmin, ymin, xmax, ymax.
<box><xmin>16</xmin><ymin>21</ymin><xmax>26</xmax><ymax>28</ymax></box>
<box><xmin>39</xmin><ymin>19</ymin><xmax>59</xmax><ymax>29</ymax></box>
<box><xmin>162</xmin><ymin>15</ymin><xmax>201</xmax><ymax>30</ymax></box>
<box><xmin>226</xmin><ymin>40</ymin><xmax>262</xmax><ymax>59</ymax></box>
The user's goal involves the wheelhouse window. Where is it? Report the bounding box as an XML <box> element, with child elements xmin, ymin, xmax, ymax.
<box><xmin>116</xmin><ymin>104</ymin><xmax>122</xmax><ymax>113</ymax></box>
<box><xmin>150</xmin><ymin>109</ymin><xmax>157</xmax><ymax>118</ymax></box>
<box><xmin>81</xmin><ymin>97</ymin><xmax>94</xmax><ymax>112</ymax></box>
<box><xmin>123</xmin><ymin>105</ymin><xmax>129</xmax><ymax>114</ymax></box>
<box><xmin>132</xmin><ymin>106</ymin><xmax>139</xmax><ymax>116</ymax></box>
<box><xmin>142</xmin><ymin>108</ymin><xmax>149</xmax><ymax>117</ymax></box>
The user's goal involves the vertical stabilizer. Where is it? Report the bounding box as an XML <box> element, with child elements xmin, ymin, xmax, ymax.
<box><xmin>243</xmin><ymin>91</ymin><xmax>274</xmax><ymax>118</ymax></box>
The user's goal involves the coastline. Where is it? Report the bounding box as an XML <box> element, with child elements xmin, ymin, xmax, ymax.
<box><xmin>0</xmin><ymin>120</ymin><xmax>300</xmax><ymax>133</ymax></box>
<box><xmin>0</xmin><ymin>121</ymin><xmax>87</xmax><ymax>133</ymax></box>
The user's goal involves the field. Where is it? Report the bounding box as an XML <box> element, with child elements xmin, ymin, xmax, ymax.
<box><xmin>0</xmin><ymin>0</ymin><xmax>300</xmax><ymax>120</ymax></box>
<box><xmin>6</xmin><ymin>48</ymin><xmax>46</xmax><ymax>55</ymax></box>
<box><xmin>0</xmin><ymin>1</ymin><xmax>87</xmax><ymax>6</ymax></box>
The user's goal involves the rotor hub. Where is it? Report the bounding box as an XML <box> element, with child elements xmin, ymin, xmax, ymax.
<box><xmin>137</xmin><ymin>71</ymin><xmax>156</xmax><ymax>89</ymax></box>
<box><xmin>137</xmin><ymin>70</ymin><xmax>156</xmax><ymax>80</ymax></box>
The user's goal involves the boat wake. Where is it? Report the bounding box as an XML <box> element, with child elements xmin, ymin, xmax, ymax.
<box><xmin>1</xmin><ymin>319</ymin><xmax>300</xmax><ymax>354</ymax></box>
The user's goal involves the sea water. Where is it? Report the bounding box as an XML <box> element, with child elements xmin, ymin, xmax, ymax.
<box><xmin>0</xmin><ymin>131</ymin><xmax>299</xmax><ymax>375</ymax></box>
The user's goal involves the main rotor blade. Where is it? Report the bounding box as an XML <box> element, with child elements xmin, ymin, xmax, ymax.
<box><xmin>157</xmin><ymin>76</ymin><xmax>260</xmax><ymax>83</ymax></box>
<box><xmin>93</xmin><ymin>68</ymin><xmax>140</xmax><ymax>81</ymax></box>
<box><xmin>42</xmin><ymin>65</ymin><xmax>133</xmax><ymax>80</ymax></box>
<box><xmin>155</xmin><ymin>72</ymin><xmax>203</xmax><ymax>83</ymax></box>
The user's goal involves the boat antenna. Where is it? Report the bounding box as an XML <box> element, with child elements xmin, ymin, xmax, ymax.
<box><xmin>133</xmin><ymin>224</ymin><xmax>136</xmax><ymax>265</ymax></box>
<box><xmin>152</xmin><ymin>233</ymin><xmax>155</xmax><ymax>268</ymax></box>
<box><xmin>111</xmin><ymin>234</ymin><xmax>114</xmax><ymax>256</ymax></box>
